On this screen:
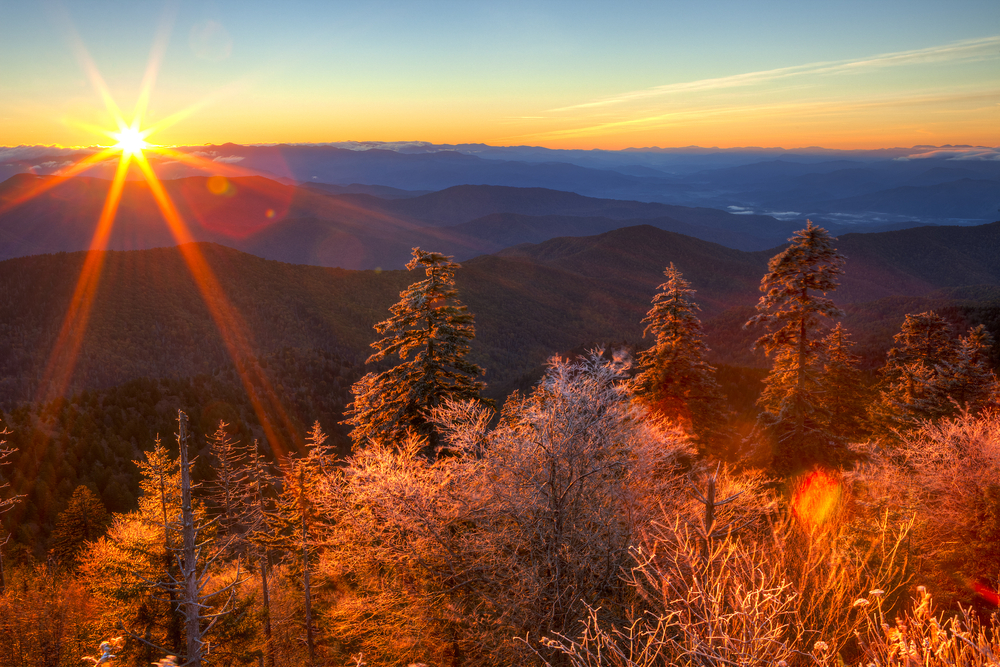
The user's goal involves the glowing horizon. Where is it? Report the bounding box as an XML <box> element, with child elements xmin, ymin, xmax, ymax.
<box><xmin>0</xmin><ymin>2</ymin><xmax>997</xmax><ymax>152</ymax></box>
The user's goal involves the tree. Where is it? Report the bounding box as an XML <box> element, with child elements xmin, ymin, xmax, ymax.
<box><xmin>874</xmin><ymin>312</ymin><xmax>999</xmax><ymax>431</ymax></box>
<box><xmin>80</xmin><ymin>414</ymin><xmax>246</xmax><ymax>666</ymax></box>
<box><xmin>50</xmin><ymin>485</ymin><xmax>111</xmax><ymax>566</ymax></box>
<box><xmin>273</xmin><ymin>422</ymin><xmax>333</xmax><ymax>666</ymax></box>
<box><xmin>0</xmin><ymin>422</ymin><xmax>23</xmax><ymax>595</ymax></box>
<box><xmin>240</xmin><ymin>438</ymin><xmax>281</xmax><ymax>667</ymax></box>
<box><xmin>816</xmin><ymin>323</ymin><xmax>869</xmax><ymax>441</ymax></box>
<box><xmin>206</xmin><ymin>420</ymin><xmax>247</xmax><ymax>542</ymax></box>
<box><xmin>344</xmin><ymin>248</ymin><xmax>485</xmax><ymax>455</ymax></box>
<box><xmin>633</xmin><ymin>263</ymin><xmax>726</xmax><ymax>449</ymax></box>
<box><xmin>324</xmin><ymin>352</ymin><xmax>693</xmax><ymax>666</ymax></box>
<box><xmin>746</xmin><ymin>220</ymin><xmax>846</xmax><ymax>471</ymax></box>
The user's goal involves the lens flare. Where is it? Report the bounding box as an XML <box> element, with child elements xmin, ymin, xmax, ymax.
<box><xmin>19</xmin><ymin>13</ymin><xmax>307</xmax><ymax>457</ymax></box>
<box><xmin>792</xmin><ymin>468</ymin><xmax>842</xmax><ymax>531</ymax></box>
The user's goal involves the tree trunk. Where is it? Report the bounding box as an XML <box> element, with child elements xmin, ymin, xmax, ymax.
<box><xmin>260</xmin><ymin>551</ymin><xmax>275</xmax><ymax>667</ymax></box>
<box><xmin>178</xmin><ymin>411</ymin><xmax>203</xmax><ymax>667</ymax></box>
<box><xmin>300</xmin><ymin>466</ymin><xmax>316</xmax><ymax>665</ymax></box>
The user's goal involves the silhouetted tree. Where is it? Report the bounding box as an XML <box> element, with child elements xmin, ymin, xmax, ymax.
<box><xmin>746</xmin><ymin>220</ymin><xmax>846</xmax><ymax>471</ymax></box>
<box><xmin>344</xmin><ymin>248</ymin><xmax>485</xmax><ymax>456</ymax></box>
<box><xmin>634</xmin><ymin>263</ymin><xmax>726</xmax><ymax>450</ymax></box>
<box><xmin>50</xmin><ymin>485</ymin><xmax>110</xmax><ymax>566</ymax></box>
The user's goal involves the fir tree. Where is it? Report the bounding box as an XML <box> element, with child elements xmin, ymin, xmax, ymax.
<box><xmin>206</xmin><ymin>421</ymin><xmax>247</xmax><ymax>541</ymax></box>
<box><xmin>50</xmin><ymin>485</ymin><xmax>111</xmax><ymax>565</ymax></box>
<box><xmin>634</xmin><ymin>263</ymin><xmax>725</xmax><ymax>449</ymax></box>
<box><xmin>874</xmin><ymin>312</ymin><xmax>999</xmax><ymax>430</ymax></box>
<box><xmin>817</xmin><ymin>323</ymin><xmax>869</xmax><ymax>440</ymax></box>
<box><xmin>746</xmin><ymin>220</ymin><xmax>846</xmax><ymax>471</ymax></box>
<box><xmin>274</xmin><ymin>422</ymin><xmax>332</xmax><ymax>666</ymax></box>
<box><xmin>344</xmin><ymin>248</ymin><xmax>485</xmax><ymax>455</ymax></box>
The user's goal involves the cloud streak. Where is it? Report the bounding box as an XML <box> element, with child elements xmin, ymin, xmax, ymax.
<box><xmin>551</xmin><ymin>35</ymin><xmax>1000</xmax><ymax>112</ymax></box>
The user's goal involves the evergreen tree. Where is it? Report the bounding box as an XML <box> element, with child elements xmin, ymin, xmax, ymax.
<box><xmin>240</xmin><ymin>438</ymin><xmax>281</xmax><ymax>667</ymax></box>
<box><xmin>874</xmin><ymin>312</ymin><xmax>999</xmax><ymax>430</ymax></box>
<box><xmin>50</xmin><ymin>485</ymin><xmax>111</xmax><ymax>565</ymax></box>
<box><xmin>634</xmin><ymin>263</ymin><xmax>725</xmax><ymax>449</ymax></box>
<box><xmin>746</xmin><ymin>220</ymin><xmax>846</xmax><ymax>471</ymax></box>
<box><xmin>817</xmin><ymin>323</ymin><xmax>869</xmax><ymax>441</ymax></box>
<box><xmin>344</xmin><ymin>248</ymin><xmax>485</xmax><ymax>455</ymax></box>
<box><xmin>274</xmin><ymin>422</ymin><xmax>332</xmax><ymax>666</ymax></box>
<box><xmin>206</xmin><ymin>420</ymin><xmax>247</xmax><ymax>541</ymax></box>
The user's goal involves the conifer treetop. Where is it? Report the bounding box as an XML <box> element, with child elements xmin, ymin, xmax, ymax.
<box><xmin>747</xmin><ymin>220</ymin><xmax>846</xmax><ymax>357</ymax></box>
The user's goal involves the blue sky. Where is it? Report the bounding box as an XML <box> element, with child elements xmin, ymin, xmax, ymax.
<box><xmin>1</xmin><ymin>0</ymin><xmax>997</xmax><ymax>148</ymax></box>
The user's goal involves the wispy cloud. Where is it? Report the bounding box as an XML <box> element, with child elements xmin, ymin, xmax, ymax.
<box><xmin>517</xmin><ymin>88</ymin><xmax>1000</xmax><ymax>143</ymax></box>
<box><xmin>551</xmin><ymin>35</ymin><xmax>1000</xmax><ymax>112</ymax></box>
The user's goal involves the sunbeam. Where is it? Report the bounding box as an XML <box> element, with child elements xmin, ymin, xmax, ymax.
<box><xmin>27</xmin><ymin>11</ymin><xmax>305</xmax><ymax>456</ymax></box>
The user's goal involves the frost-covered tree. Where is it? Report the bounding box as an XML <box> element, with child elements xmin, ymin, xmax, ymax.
<box><xmin>634</xmin><ymin>263</ymin><xmax>726</xmax><ymax>449</ymax></box>
<box><xmin>746</xmin><ymin>220</ymin><xmax>846</xmax><ymax>471</ymax></box>
<box><xmin>323</xmin><ymin>352</ymin><xmax>692</xmax><ymax>666</ymax></box>
<box><xmin>273</xmin><ymin>422</ymin><xmax>333</xmax><ymax>665</ymax></box>
<box><xmin>206</xmin><ymin>420</ymin><xmax>247</xmax><ymax>541</ymax></box>
<box><xmin>0</xmin><ymin>422</ymin><xmax>22</xmax><ymax>595</ymax></box>
<box><xmin>816</xmin><ymin>323</ymin><xmax>869</xmax><ymax>440</ymax></box>
<box><xmin>873</xmin><ymin>312</ymin><xmax>998</xmax><ymax>431</ymax></box>
<box><xmin>344</xmin><ymin>248</ymin><xmax>485</xmax><ymax>455</ymax></box>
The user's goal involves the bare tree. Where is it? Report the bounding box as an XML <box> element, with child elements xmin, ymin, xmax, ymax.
<box><xmin>0</xmin><ymin>422</ymin><xmax>23</xmax><ymax>595</ymax></box>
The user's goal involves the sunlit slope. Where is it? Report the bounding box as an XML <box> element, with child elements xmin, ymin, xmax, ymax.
<box><xmin>1</xmin><ymin>221</ymin><xmax>999</xmax><ymax>407</ymax></box>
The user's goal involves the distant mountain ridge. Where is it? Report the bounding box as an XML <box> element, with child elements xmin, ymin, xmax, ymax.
<box><xmin>4</xmin><ymin>142</ymin><xmax>997</xmax><ymax>226</ymax></box>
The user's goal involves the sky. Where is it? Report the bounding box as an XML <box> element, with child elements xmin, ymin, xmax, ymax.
<box><xmin>0</xmin><ymin>0</ymin><xmax>997</xmax><ymax>150</ymax></box>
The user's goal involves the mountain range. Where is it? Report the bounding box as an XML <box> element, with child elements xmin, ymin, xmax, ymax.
<box><xmin>5</xmin><ymin>142</ymin><xmax>998</xmax><ymax>228</ymax></box>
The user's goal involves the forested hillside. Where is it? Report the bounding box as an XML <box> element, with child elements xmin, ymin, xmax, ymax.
<box><xmin>1</xmin><ymin>220</ymin><xmax>1000</xmax><ymax>667</ymax></box>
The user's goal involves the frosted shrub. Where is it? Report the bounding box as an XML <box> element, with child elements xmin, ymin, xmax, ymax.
<box><xmin>319</xmin><ymin>352</ymin><xmax>692</xmax><ymax>666</ymax></box>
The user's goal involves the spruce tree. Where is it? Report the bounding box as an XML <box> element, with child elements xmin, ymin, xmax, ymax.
<box><xmin>817</xmin><ymin>323</ymin><xmax>869</xmax><ymax>440</ymax></box>
<box><xmin>746</xmin><ymin>220</ymin><xmax>845</xmax><ymax>471</ymax></box>
<box><xmin>50</xmin><ymin>485</ymin><xmax>111</xmax><ymax>565</ymax></box>
<box><xmin>874</xmin><ymin>312</ymin><xmax>999</xmax><ymax>430</ymax></box>
<box><xmin>634</xmin><ymin>263</ymin><xmax>725</xmax><ymax>449</ymax></box>
<box><xmin>344</xmin><ymin>248</ymin><xmax>485</xmax><ymax>455</ymax></box>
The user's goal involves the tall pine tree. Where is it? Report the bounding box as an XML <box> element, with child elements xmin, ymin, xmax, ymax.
<box><xmin>634</xmin><ymin>263</ymin><xmax>725</xmax><ymax>449</ymax></box>
<box><xmin>746</xmin><ymin>220</ymin><xmax>846</xmax><ymax>471</ymax></box>
<box><xmin>344</xmin><ymin>248</ymin><xmax>485</xmax><ymax>455</ymax></box>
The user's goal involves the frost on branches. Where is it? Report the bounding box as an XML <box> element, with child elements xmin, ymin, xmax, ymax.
<box><xmin>746</xmin><ymin>220</ymin><xmax>847</xmax><ymax>472</ymax></box>
<box><xmin>633</xmin><ymin>263</ymin><xmax>726</xmax><ymax>450</ymax></box>
<box><xmin>322</xmin><ymin>352</ymin><xmax>693</xmax><ymax>666</ymax></box>
<box><xmin>344</xmin><ymin>248</ymin><xmax>485</xmax><ymax>457</ymax></box>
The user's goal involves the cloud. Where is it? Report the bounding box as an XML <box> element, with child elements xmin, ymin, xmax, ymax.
<box><xmin>0</xmin><ymin>146</ymin><xmax>94</xmax><ymax>161</ymax></box>
<box><xmin>551</xmin><ymin>35</ymin><xmax>1000</xmax><ymax>112</ymax></box>
<box><xmin>213</xmin><ymin>155</ymin><xmax>244</xmax><ymax>164</ymax></box>
<box><xmin>900</xmin><ymin>146</ymin><xmax>1000</xmax><ymax>161</ymax></box>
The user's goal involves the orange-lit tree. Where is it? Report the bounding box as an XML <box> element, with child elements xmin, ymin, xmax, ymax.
<box><xmin>0</xmin><ymin>422</ymin><xmax>22</xmax><ymax>595</ymax></box>
<box><xmin>344</xmin><ymin>248</ymin><xmax>484</xmax><ymax>456</ymax></box>
<box><xmin>634</xmin><ymin>263</ymin><xmax>725</xmax><ymax>450</ymax></box>
<box><xmin>746</xmin><ymin>220</ymin><xmax>845</xmax><ymax>472</ymax></box>
<box><xmin>873</xmin><ymin>312</ymin><xmax>999</xmax><ymax>431</ymax></box>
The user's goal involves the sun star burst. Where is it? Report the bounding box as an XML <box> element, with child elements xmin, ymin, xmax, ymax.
<box><xmin>112</xmin><ymin>125</ymin><xmax>151</xmax><ymax>156</ymax></box>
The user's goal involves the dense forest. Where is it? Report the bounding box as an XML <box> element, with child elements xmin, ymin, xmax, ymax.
<box><xmin>1</xmin><ymin>222</ymin><xmax>1000</xmax><ymax>667</ymax></box>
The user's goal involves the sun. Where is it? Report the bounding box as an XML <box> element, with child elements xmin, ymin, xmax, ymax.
<box><xmin>112</xmin><ymin>125</ymin><xmax>150</xmax><ymax>156</ymax></box>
